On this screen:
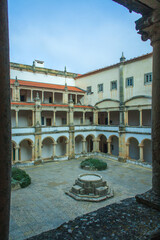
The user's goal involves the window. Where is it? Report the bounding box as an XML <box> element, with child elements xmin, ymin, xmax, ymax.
<box><xmin>98</xmin><ymin>84</ymin><xmax>103</xmax><ymax>92</ymax></box>
<box><xmin>62</xmin><ymin>118</ymin><xmax>66</xmax><ymax>125</ymax></box>
<box><xmin>46</xmin><ymin>118</ymin><xmax>51</xmax><ymax>126</ymax></box>
<box><xmin>87</xmin><ymin>86</ymin><xmax>92</xmax><ymax>94</ymax></box>
<box><xmin>126</xmin><ymin>77</ymin><xmax>134</xmax><ymax>87</ymax></box>
<box><xmin>41</xmin><ymin>117</ymin><xmax>44</xmax><ymax>126</ymax></box>
<box><xmin>144</xmin><ymin>73</ymin><xmax>152</xmax><ymax>84</ymax></box>
<box><xmin>20</xmin><ymin>95</ymin><xmax>25</xmax><ymax>102</ymax></box>
<box><xmin>111</xmin><ymin>81</ymin><xmax>117</xmax><ymax>90</ymax></box>
<box><xmin>49</xmin><ymin>97</ymin><xmax>52</xmax><ymax>103</ymax></box>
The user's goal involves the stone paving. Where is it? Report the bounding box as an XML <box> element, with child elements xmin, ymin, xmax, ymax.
<box><xmin>9</xmin><ymin>157</ymin><xmax>152</xmax><ymax>240</ymax></box>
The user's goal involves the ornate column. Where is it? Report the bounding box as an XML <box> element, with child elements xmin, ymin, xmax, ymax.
<box><xmin>134</xmin><ymin>8</ymin><xmax>160</xmax><ymax>208</ymax></box>
<box><xmin>139</xmin><ymin>109</ymin><xmax>143</xmax><ymax>126</ymax></box>
<box><xmin>93</xmin><ymin>138</ymin><xmax>99</xmax><ymax>152</ymax></box>
<box><xmin>15</xmin><ymin>109</ymin><xmax>19</xmax><ymax>127</ymax></box>
<box><xmin>52</xmin><ymin>142</ymin><xmax>57</xmax><ymax>159</ymax></box>
<box><xmin>139</xmin><ymin>143</ymin><xmax>144</xmax><ymax>162</ymax></box>
<box><xmin>82</xmin><ymin>139</ymin><xmax>86</xmax><ymax>153</ymax></box>
<box><xmin>107</xmin><ymin>139</ymin><xmax>111</xmax><ymax>154</ymax></box>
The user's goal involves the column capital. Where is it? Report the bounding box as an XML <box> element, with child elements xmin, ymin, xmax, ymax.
<box><xmin>139</xmin><ymin>143</ymin><xmax>144</xmax><ymax>148</ymax></box>
<box><xmin>107</xmin><ymin>139</ymin><xmax>111</xmax><ymax>143</ymax></box>
<box><xmin>136</xmin><ymin>10</ymin><xmax>160</xmax><ymax>45</ymax></box>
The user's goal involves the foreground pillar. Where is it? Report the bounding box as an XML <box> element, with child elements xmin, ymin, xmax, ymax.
<box><xmin>0</xmin><ymin>0</ymin><xmax>11</xmax><ymax>239</ymax></box>
<box><xmin>134</xmin><ymin>8</ymin><xmax>160</xmax><ymax>210</ymax></box>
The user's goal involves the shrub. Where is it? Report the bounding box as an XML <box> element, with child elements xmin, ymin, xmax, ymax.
<box><xmin>12</xmin><ymin>167</ymin><xmax>31</xmax><ymax>188</ymax></box>
<box><xmin>80</xmin><ymin>158</ymin><xmax>107</xmax><ymax>171</ymax></box>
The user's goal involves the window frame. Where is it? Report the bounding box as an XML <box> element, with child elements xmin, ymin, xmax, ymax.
<box><xmin>98</xmin><ymin>83</ymin><xmax>103</xmax><ymax>92</ymax></box>
<box><xmin>87</xmin><ymin>86</ymin><xmax>92</xmax><ymax>95</ymax></box>
<box><xmin>111</xmin><ymin>80</ymin><xmax>117</xmax><ymax>90</ymax></box>
<box><xmin>126</xmin><ymin>77</ymin><xmax>134</xmax><ymax>88</ymax></box>
<box><xmin>144</xmin><ymin>72</ymin><xmax>152</xmax><ymax>85</ymax></box>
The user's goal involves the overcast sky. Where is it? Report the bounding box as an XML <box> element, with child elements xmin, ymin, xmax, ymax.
<box><xmin>8</xmin><ymin>0</ymin><xmax>152</xmax><ymax>74</ymax></box>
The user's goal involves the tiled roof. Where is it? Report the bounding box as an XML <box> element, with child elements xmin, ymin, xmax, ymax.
<box><xmin>11</xmin><ymin>102</ymin><xmax>35</xmax><ymax>106</ymax></box>
<box><xmin>10</xmin><ymin>79</ymin><xmax>85</xmax><ymax>93</ymax></box>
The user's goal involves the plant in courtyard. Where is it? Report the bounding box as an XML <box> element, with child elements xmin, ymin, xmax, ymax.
<box><xmin>11</xmin><ymin>167</ymin><xmax>31</xmax><ymax>188</ymax></box>
<box><xmin>80</xmin><ymin>158</ymin><xmax>107</xmax><ymax>171</ymax></box>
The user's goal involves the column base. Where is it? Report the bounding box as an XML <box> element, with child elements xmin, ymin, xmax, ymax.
<box><xmin>118</xmin><ymin>156</ymin><xmax>126</xmax><ymax>162</ymax></box>
<box><xmin>34</xmin><ymin>158</ymin><xmax>43</xmax><ymax>165</ymax></box>
<box><xmin>136</xmin><ymin>189</ymin><xmax>160</xmax><ymax>211</ymax></box>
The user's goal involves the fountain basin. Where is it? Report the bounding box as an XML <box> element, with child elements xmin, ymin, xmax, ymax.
<box><xmin>66</xmin><ymin>173</ymin><xmax>113</xmax><ymax>202</ymax></box>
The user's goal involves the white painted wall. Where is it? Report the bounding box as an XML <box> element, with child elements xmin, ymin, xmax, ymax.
<box><xmin>56</xmin><ymin>137</ymin><xmax>66</xmax><ymax>156</ymax></box>
<box><xmin>19</xmin><ymin>111</ymin><xmax>32</xmax><ymax>127</ymax></box>
<box><xmin>129</xmin><ymin>138</ymin><xmax>139</xmax><ymax>160</ymax></box>
<box><xmin>111</xmin><ymin>136</ymin><xmax>119</xmax><ymax>156</ymax></box>
<box><xmin>74</xmin><ymin>112</ymin><xmax>82</xmax><ymax>125</ymax></box>
<box><xmin>42</xmin><ymin>138</ymin><xmax>53</xmax><ymax>159</ymax></box>
<box><xmin>11</xmin><ymin>69</ymin><xmax>75</xmax><ymax>86</ymax></box>
<box><xmin>20</xmin><ymin>140</ymin><xmax>32</xmax><ymax>161</ymax></box>
<box><xmin>11</xmin><ymin>110</ymin><xmax>16</xmax><ymax>127</ymax></box>
<box><xmin>75</xmin><ymin>136</ymin><xmax>83</xmax><ymax>154</ymax></box>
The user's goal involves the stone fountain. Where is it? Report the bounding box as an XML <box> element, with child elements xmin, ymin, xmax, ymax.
<box><xmin>66</xmin><ymin>173</ymin><xmax>113</xmax><ymax>202</ymax></box>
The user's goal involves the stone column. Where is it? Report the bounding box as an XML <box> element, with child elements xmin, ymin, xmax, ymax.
<box><xmin>0</xmin><ymin>1</ymin><xmax>11</xmax><ymax>238</ymax></box>
<box><xmin>42</xmin><ymin>91</ymin><xmax>44</xmax><ymax>103</ymax></box>
<box><xmin>53</xmin><ymin>111</ymin><xmax>56</xmax><ymax>126</ymax></box>
<box><xmin>108</xmin><ymin>111</ymin><xmax>110</xmax><ymax>125</ymax></box>
<box><xmin>52</xmin><ymin>142</ymin><xmax>57</xmax><ymax>158</ymax></box>
<box><xmin>30</xmin><ymin>90</ymin><xmax>33</xmax><ymax>102</ymax></box>
<box><xmin>93</xmin><ymin>110</ymin><xmax>98</xmax><ymax>125</ymax></box>
<box><xmin>32</xmin><ymin>110</ymin><xmax>35</xmax><ymax>127</ymax></box>
<box><xmin>134</xmin><ymin>9</ymin><xmax>160</xmax><ymax>207</ymax></box>
<box><xmin>31</xmin><ymin>144</ymin><xmax>35</xmax><ymax>161</ymax></box>
<box><xmin>126</xmin><ymin>143</ymin><xmax>130</xmax><ymax>159</ymax></box>
<box><xmin>139</xmin><ymin>109</ymin><xmax>143</xmax><ymax>126</ymax></box>
<box><xmin>15</xmin><ymin>146</ymin><xmax>20</xmax><ymax>162</ymax></box>
<box><xmin>52</xmin><ymin>92</ymin><xmax>54</xmax><ymax>103</ymax></box>
<box><xmin>65</xmin><ymin>141</ymin><xmax>69</xmax><ymax>156</ymax></box>
<box><xmin>125</xmin><ymin>111</ymin><xmax>128</xmax><ymax>126</ymax></box>
<box><xmin>139</xmin><ymin>143</ymin><xmax>144</xmax><ymax>162</ymax></box>
<box><xmin>107</xmin><ymin>139</ymin><xmax>111</xmax><ymax>154</ymax></box>
<box><xmin>82</xmin><ymin>139</ymin><xmax>86</xmax><ymax>153</ymax></box>
<box><xmin>15</xmin><ymin>110</ymin><xmax>19</xmax><ymax>127</ymax></box>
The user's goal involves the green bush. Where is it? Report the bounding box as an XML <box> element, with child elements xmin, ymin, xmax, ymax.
<box><xmin>12</xmin><ymin>167</ymin><xmax>31</xmax><ymax>188</ymax></box>
<box><xmin>80</xmin><ymin>158</ymin><xmax>107</xmax><ymax>171</ymax></box>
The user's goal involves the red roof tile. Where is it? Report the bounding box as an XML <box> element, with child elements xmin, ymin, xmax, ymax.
<box><xmin>11</xmin><ymin>102</ymin><xmax>35</xmax><ymax>106</ymax></box>
<box><xmin>10</xmin><ymin>79</ymin><xmax>85</xmax><ymax>93</ymax></box>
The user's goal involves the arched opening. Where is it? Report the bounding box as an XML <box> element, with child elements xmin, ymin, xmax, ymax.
<box><xmin>19</xmin><ymin>139</ymin><xmax>32</xmax><ymax>161</ymax></box>
<box><xmin>129</xmin><ymin>138</ymin><xmax>139</xmax><ymax>160</ymax></box>
<box><xmin>110</xmin><ymin>136</ymin><xmax>119</xmax><ymax>156</ymax></box>
<box><xmin>143</xmin><ymin>139</ymin><xmax>152</xmax><ymax>164</ymax></box>
<box><xmin>86</xmin><ymin>135</ymin><xmax>94</xmax><ymax>153</ymax></box>
<box><xmin>75</xmin><ymin>135</ymin><xmax>83</xmax><ymax>154</ymax></box>
<box><xmin>99</xmin><ymin>135</ymin><xmax>107</xmax><ymax>153</ymax></box>
<box><xmin>42</xmin><ymin>137</ymin><xmax>54</xmax><ymax>160</ymax></box>
<box><xmin>56</xmin><ymin>136</ymin><xmax>67</xmax><ymax>156</ymax></box>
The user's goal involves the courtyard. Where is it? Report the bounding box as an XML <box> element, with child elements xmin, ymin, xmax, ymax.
<box><xmin>10</xmin><ymin>157</ymin><xmax>152</xmax><ymax>240</ymax></box>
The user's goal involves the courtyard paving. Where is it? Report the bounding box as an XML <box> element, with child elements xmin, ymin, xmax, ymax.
<box><xmin>9</xmin><ymin>157</ymin><xmax>152</xmax><ymax>240</ymax></box>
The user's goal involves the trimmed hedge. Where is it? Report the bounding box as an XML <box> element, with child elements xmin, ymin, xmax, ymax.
<box><xmin>80</xmin><ymin>158</ymin><xmax>107</xmax><ymax>171</ymax></box>
<box><xmin>12</xmin><ymin>167</ymin><xmax>31</xmax><ymax>188</ymax></box>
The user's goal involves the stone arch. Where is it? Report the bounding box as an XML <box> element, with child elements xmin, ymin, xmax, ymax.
<box><xmin>98</xmin><ymin>134</ymin><xmax>108</xmax><ymax>153</ymax></box>
<box><xmin>19</xmin><ymin>138</ymin><xmax>33</xmax><ymax>162</ymax></box>
<box><xmin>75</xmin><ymin>135</ymin><xmax>84</xmax><ymax>154</ymax></box>
<box><xmin>56</xmin><ymin>136</ymin><xmax>68</xmax><ymax>156</ymax></box>
<box><xmin>141</xmin><ymin>138</ymin><xmax>152</xmax><ymax>164</ymax></box>
<box><xmin>42</xmin><ymin>137</ymin><xmax>55</xmax><ymax>160</ymax></box>
<box><xmin>109</xmin><ymin>135</ymin><xmax>119</xmax><ymax>156</ymax></box>
<box><xmin>127</xmin><ymin>137</ymin><xmax>139</xmax><ymax>160</ymax></box>
<box><xmin>86</xmin><ymin>134</ymin><xmax>95</xmax><ymax>153</ymax></box>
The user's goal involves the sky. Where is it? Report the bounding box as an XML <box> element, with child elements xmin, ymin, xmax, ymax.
<box><xmin>8</xmin><ymin>0</ymin><xmax>152</xmax><ymax>74</ymax></box>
